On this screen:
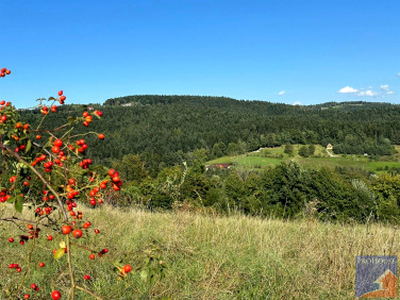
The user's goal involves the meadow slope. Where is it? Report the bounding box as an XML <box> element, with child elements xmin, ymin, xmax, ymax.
<box><xmin>1</xmin><ymin>204</ymin><xmax>399</xmax><ymax>299</ymax></box>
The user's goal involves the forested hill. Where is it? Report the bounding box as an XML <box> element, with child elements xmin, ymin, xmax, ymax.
<box><xmin>104</xmin><ymin>95</ymin><xmax>298</xmax><ymax>115</ymax></box>
<box><xmin>21</xmin><ymin>95</ymin><xmax>400</xmax><ymax>174</ymax></box>
<box><xmin>104</xmin><ymin>95</ymin><xmax>395</xmax><ymax>111</ymax></box>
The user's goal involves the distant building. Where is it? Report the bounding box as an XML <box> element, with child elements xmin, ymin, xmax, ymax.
<box><xmin>205</xmin><ymin>163</ymin><xmax>231</xmax><ymax>171</ymax></box>
<box><xmin>326</xmin><ymin>143</ymin><xmax>333</xmax><ymax>150</ymax></box>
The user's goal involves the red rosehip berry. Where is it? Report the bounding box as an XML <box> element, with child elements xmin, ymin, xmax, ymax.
<box><xmin>53</xmin><ymin>139</ymin><xmax>63</xmax><ymax>147</ymax></box>
<box><xmin>51</xmin><ymin>290</ymin><xmax>61</xmax><ymax>300</ymax></box>
<box><xmin>123</xmin><ymin>265</ymin><xmax>132</xmax><ymax>273</ymax></box>
<box><xmin>72</xmin><ymin>229</ymin><xmax>82</xmax><ymax>238</ymax></box>
<box><xmin>52</xmin><ymin>146</ymin><xmax>60</xmax><ymax>154</ymax></box>
<box><xmin>62</xmin><ymin>225</ymin><xmax>71</xmax><ymax>235</ymax></box>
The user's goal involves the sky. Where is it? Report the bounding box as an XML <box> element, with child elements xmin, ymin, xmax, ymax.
<box><xmin>1</xmin><ymin>0</ymin><xmax>399</xmax><ymax>107</ymax></box>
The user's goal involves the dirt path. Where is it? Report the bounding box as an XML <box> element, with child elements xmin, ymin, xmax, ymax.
<box><xmin>326</xmin><ymin>149</ymin><xmax>339</xmax><ymax>157</ymax></box>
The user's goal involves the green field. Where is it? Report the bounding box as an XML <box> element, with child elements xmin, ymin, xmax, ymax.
<box><xmin>1</xmin><ymin>204</ymin><xmax>399</xmax><ymax>299</ymax></box>
<box><xmin>207</xmin><ymin>145</ymin><xmax>400</xmax><ymax>173</ymax></box>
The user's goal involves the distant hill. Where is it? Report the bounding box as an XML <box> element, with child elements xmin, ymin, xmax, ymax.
<box><xmin>310</xmin><ymin>101</ymin><xmax>397</xmax><ymax>110</ymax></box>
<box><xmin>21</xmin><ymin>95</ymin><xmax>400</xmax><ymax>173</ymax></box>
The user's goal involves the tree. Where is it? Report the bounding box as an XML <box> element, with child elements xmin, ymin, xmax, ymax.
<box><xmin>298</xmin><ymin>145</ymin><xmax>310</xmax><ymax>158</ymax></box>
<box><xmin>284</xmin><ymin>144</ymin><xmax>294</xmax><ymax>156</ymax></box>
<box><xmin>112</xmin><ymin>153</ymin><xmax>148</xmax><ymax>183</ymax></box>
<box><xmin>308</xmin><ymin>144</ymin><xmax>316</xmax><ymax>156</ymax></box>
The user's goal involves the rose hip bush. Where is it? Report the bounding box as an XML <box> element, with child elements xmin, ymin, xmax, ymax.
<box><xmin>0</xmin><ymin>68</ymin><xmax>132</xmax><ymax>299</ymax></box>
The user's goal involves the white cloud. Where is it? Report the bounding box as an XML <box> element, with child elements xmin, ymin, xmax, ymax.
<box><xmin>339</xmin><ymin>84</ymin><xmax>394</xmax><ymax>97</ymax></box>
<box><xmin>380</xmin><ymin>85</ymin><xmax>394</xmax><ymax>95</ymax></box>
<box><xmin>338</xmin><ymin>86</ymin><xmax>358</xmax><ymax>94</ymax></box>
<box><xmin>357</xmin><ymin>90</ymin><xmax>378</xmax><ymax>97</ymax></box>
<box><xmin>293</xmin><ymin>102</ymin><xmax>301</xmax><ymax>106</ymax></box>
<box><xmin>278</xmin><ymin>90</ymin><xmax>285</xmax><ymax>96</ymax></box>
<box><xmin>380</xmin><ymin>84</ymin><xmax>390</xmax><ymax>91</ymax></box>
<box><xmin>397</xmin><ymin>73</ymin><xmax>400</xmax><ymax>77</ymax></box>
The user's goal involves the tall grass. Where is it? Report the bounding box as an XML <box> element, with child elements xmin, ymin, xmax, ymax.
<box><xmin>1</xmin><ymin>204</ymin><xmax>399</xmax><ymax>299</ymax></box>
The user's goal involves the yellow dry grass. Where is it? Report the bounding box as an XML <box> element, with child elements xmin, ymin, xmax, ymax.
<box><xmin>1</xmin><ymin>204</ymin><xmax>399</xmax><ymax>299</ymax></box>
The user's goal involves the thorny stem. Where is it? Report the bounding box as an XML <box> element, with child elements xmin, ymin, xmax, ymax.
<box><xmin>31</xmin><ymin>122</ymin><xmax>70</xmax><ymax>133</ymax></box>
<box><xmin>66</xmin><ymin>234</ymin><xmax>76</xmax><ymax>300</ymax></box>
<box><xmin>0</xmin><ymin>142</ymin><xmax>77</xmax><ymax>299</ymax></box>
<box><xmin>35</xmin><ymin>110</ymin><xmax>49</xmax><ymax>131</ymax></box>
<box><xmin>0</xmin><ymin>216</ymin><xmax>59</xmax><ymax>231</ymax></box>
<box><xmin>0</xmin><ymin>143</ymin><xmax>69</xmax><ymax>222</ymax></box>
<box><xmin>70</xmin><ymin>242</ymin><xmax>97</xmax><ymax>253</ymax></box>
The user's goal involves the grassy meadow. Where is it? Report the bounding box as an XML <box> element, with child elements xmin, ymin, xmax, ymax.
<box><xmin>1</xmin><ymin>204</ymin><xmax>399</xmax><ymax>299</ymax></box>
<box><xmin>207</xmin><ymin>144</ymin><xmax>400</xmax><ymax>173</ymax></box>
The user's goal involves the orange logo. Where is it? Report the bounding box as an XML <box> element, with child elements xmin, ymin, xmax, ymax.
<box><xmin>360</xmin><ymin>269</ymin><xmax>397</xmax><ymax>298</ymax></box>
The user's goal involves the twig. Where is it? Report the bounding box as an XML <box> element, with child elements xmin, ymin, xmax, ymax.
<box><xmin>75</xmin><ymin>285</ymin><xmax>103</xmax><ymax>300</ymax></box>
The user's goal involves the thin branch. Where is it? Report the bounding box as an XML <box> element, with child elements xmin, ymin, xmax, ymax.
<box><xmin>0</xmin><ymin>217</ymin><xmax>26</xmax><ymax>231</ymax></box>
<box><xmin>0</xmin><ymin>142</ymin><xmax>69</xmax><ymax>222</ymax></box>
<box><xmin>75</xmin><ymin>285</ymin><xmax>103</xmax><ymax>300</ymax></box>
<box><xmin>30</xmin><ymin>123</ymin><xmax>69</xmax><ymax>132</ymax></box>
<box><xmin>66</xmin><ymin>234</ymin><xmax>76</xmax><ymax>299</ymax></box>
<box><xmin>70</xmin><ymin>243</ymin><xmax>97</xmax><ymax>253</ymax></box>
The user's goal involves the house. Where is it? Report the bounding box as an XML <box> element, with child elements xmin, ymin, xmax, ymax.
<box><xmin>205</xmin><ymin>163</ymin><xmax>231</xmax><ymax>171</ymax></box>
<box><xmin>326</xmin><ymin>143</ymin><xmax>333</xmax><ymax>150</ymax></box>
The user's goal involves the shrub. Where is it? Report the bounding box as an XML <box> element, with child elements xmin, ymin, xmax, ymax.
<box><xmin>0</xmin><ymin>68</ymin><xmax>133</xmax><ymax>299</ymax></box>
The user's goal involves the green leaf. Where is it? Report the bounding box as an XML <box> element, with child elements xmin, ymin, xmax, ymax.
<box><xmin>14</xmin><ymin>198</ymin><xmax>23</xmax><ymax>213</ymax></box>
<box><xmin>6</xmin><ymin>197</ymin><xmax>16</xmax><ymax>203</ymax></box>
<box><xmin>140</xmin><ymin>270</ymin><xmax>148</xmax><ymax>281</ymax></box>
<box><xmin>54</xmin><ymin>248</ymin><xmax>65</xmax><ymax>260</ymax></box>
<box><xmin>25</xmin><ymin>140</ymin><xmax>32</xmax><ymax>153</ymax></box>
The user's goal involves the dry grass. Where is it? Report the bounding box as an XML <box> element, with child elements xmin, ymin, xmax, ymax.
<box><xmin>1</xmin><ymin>203</ymin><xmax>399</xmax><ymax>299</ymax></box>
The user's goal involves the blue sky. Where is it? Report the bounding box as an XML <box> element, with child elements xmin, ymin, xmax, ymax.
<box><xmin>1</xmin><ymin>0</ymin><xmax>399</xmax><ymax>107</ymax></box>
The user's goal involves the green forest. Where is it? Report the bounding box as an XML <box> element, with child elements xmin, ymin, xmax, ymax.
<box><xmin>17</xmin><ymin>95</ymin><xmax>400</xmax><ymax>223</ymax></box>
